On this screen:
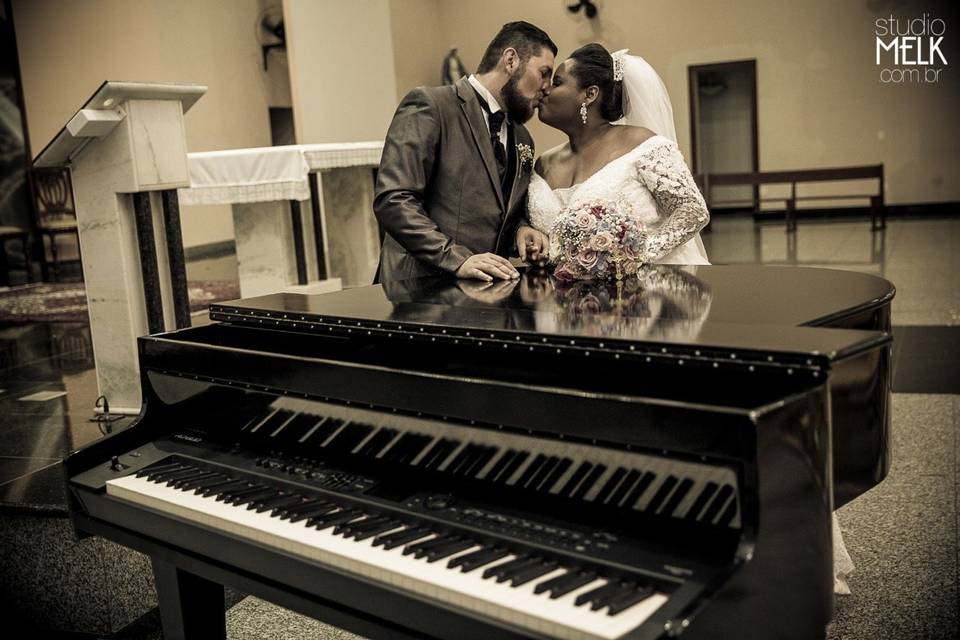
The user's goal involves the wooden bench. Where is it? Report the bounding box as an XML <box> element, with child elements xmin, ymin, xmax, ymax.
<box><xmin>698</xmin><ymin>164</ymin><xmax>886</xmax><ymax>232</ymax></box>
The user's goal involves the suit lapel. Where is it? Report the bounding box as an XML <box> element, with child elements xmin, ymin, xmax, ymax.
<box><xmin>456</xmin><ymin>78</ymin><xmax>505</xmax><ymax>212</ymax></box>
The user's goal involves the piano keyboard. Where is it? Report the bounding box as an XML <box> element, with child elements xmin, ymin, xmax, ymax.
<box><xmin>228</xmin><ymin>397</ymin><xmax>741</xmax><ymax>528</ymax></box>
<box><xmin>108</xmin><ymin>459</ymin><xmax>669</xmax><ymax>640</ymax></box>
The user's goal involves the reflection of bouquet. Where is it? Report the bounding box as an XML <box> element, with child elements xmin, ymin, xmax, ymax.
<box><xmin>551</xmin><ymin>200</ymin><xmax>647</xmax><ymax>281</ymax></box>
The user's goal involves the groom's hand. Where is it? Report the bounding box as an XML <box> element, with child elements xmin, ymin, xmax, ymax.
<box><xmin>516</xmin><ymin>225</ymin><xmax>549</xmax><ymax>266</ymax></box>
<box><xmin>456</xmin><ymin>253</ymin><xmax>519</xmax><ymax>281</ymax></box>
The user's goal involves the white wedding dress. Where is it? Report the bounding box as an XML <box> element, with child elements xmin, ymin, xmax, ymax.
<box><xmin>527</xmin><ymin>135</ymin><xmax>710</xmax><ymax>265</ymax></box>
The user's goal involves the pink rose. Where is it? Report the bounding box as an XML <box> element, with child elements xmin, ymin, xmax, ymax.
<box><xmin>575</xmin><ymin>211</ymin><xmax>596</xmax><ymax>231</ymax></box>
<box><xmin>591</xmin><ymin>231</ymin><xmax>614</xmax><ymax>252</ymax></box>
<box><xmin>577</xmin><ymin>249</ymin><xmax>599</xmax><ymax>271</ymax></box>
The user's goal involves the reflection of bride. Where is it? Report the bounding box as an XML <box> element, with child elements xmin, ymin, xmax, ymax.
<box><xmin>523</xmin><ymin>265</ymin><xmax>712</xmax><ymax>342</ymax></box>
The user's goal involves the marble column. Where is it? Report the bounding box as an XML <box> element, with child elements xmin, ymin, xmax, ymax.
<box><xmin>315</xmin><ymin>167</ymin><xmax>380</xmax><ymax>287</ymax></box>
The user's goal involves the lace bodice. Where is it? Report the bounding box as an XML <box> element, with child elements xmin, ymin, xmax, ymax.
<box><xmin>527</xmin><ymin>135</ymin><xmax>710</xmax><ymax>265</ymax></box>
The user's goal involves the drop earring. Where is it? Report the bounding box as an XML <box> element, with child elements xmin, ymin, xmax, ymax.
<box><xmin>580</xmin><ymin>102</ymin><xmax>588</xmax><ymax>125</ymax></box>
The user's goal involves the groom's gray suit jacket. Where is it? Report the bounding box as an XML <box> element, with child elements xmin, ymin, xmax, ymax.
<box><xmin>374</xmin><ymin>76</ymin><xmax>534</xmax><ymax>283</ymax></box>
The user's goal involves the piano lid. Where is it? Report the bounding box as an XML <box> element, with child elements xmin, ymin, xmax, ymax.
<box><xmin>209</xmin><ymin>265</ymin><xmax>892</xmax><ymax>361</ymax></box>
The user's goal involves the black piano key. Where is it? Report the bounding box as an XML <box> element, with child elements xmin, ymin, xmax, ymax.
<box><xmin>254</xmin><ymin>493</ymin><xmax>302</xmax><ymax>513</ymax></box>
<box><xmin>136</xmin><ymin>461</ymin><xmax>184</xmax><ymax>478</ymax></box>
<box><xmin>571</xmin><ymin>464</ymin><xmax>607</xmax><ymax>500</ymax></box>
<box><xmin>172</xmin><ymin>471</ymin><xmax>221</xmax><ymax>490</ymax></box>
<box><xmin>150</xmin><ymin>467</ymin><xmax>200</xmax><ymax>483</ymax></box>
<box><xmin>222</xmin><ymin>484</ymin><xmax>270</xmax><ymax>502</ymax></box>
<box><xmin>253</xmin><ymin>409</ymin><xmax>294</xmax><ymax>438</ymax></box>
<box><xmin>310</xmin><ymin>418</ymin><xmax>344</xmax><ymax>447</ymax></box>
<box><xmin>309</xmin><ymin>509</ymin><xmax>363</xmax><ymax>530</ymax></box>
<box><xmin>645</xmin><ymin>476</ymin><xmax>679</xmax><ymax>514</ymax></box>
<box><xmin>509</xmin><ymin>561</ymin><xmax>558</xmax><ymax>587</ymax></box>
<box><xmin>325</xmin><ymin>422</ymin><xmax>374</xmax><ymax>454</ymax></box>
<box><xmin>458</xmin><ymin>445</ymin><xmax>490</xmax><ymax>475</ymax></box>
<box><xmin>661</xmin><ymin>478</ymin><xmax>694</xmax><ymax>516</ymax></box>
<box><xmin>354</xmin><ymin>520</ymin><xmax>404</xmax><ymax>542</ymax></box>
<box><xmin>448</xmin><ymin>547</ymin><xmax>509</xmax><ymax>572</ymax></box>
<box><xmin>405</xmin><ymin>534</ymin><xmax>453</xmax><ymax>557</ymax></box>
<box><xmin>373</xmin><ymin>527</ymin><xmax>431</xmax><ymax>550</ymax></box>
<box><xmin>514</xmin><ymin>454</ymin><xmax>547</xmax><ymax>488</ymax></box>
<box><xmin>462</xmin><ymin>446</ymin><xmax>498</xmax><ymax>478</ymax></box>
<box><xmin>716</xmin><ymin>491</ymin><xmax>739</xmax><ymax>527</ymax></box>
<box><xmin>393</xmin><ymin>434</ymin><xmax>433</xmax><ymax>465</ymax></box>
<box><xmin>439</xmin><ymin>443</ymin><xmax>475</xmax><ymax>474</ymax></box>
<box><xmin>535</xmin><ymin>571</ymin><xmax>597</xmax><ymax>598</ymax></box>
<box><xmin>525</xmin><ymin>456</ymin><xmax>559</xmax><ymax>490</ymax></box>
<box><xmin>481</xmin><ymin>556</ymin><xmax>530</xmax><ymax>580</ymax></box>
<box><xmin>558</xmin><ymin>461</ymin><xmax>592</xmax><ymax>497</ymax></box>
<box><xmin>274</xmin><ymin>413</ymin><xmax>324</xmax><ymax>445</ymax></box>
<box><xmin>607</xmin><ymin>585</ymin><xmax>655</xmax><ymax>616</ymax></box>
<box><xmin>590</xmin><ymin>583</ymin><xmax>635</xmax><ymax>611</ymax></box>
<box><xmin>357</xmin><ymin>428</ymin><xmax>399</xmax><ymax>457</ymax></box>
<box><xmin>286</xmin><ymin>502</ymin><xmax>338</xmax><ymax>523</ymax></box>
<box><xmin>622</xmin><ymin>471</ymin><xmax>657</xmax><ymax>509</ymax></box>
<box><xmin>163</xmin><ymin>468</ymin><xmax>212</xmax><ymax>486</ymax></box>
<box><xmin>203</xmin><ymin>480</ymin><xmax>247</xmax><ymax>497</ymax></box>
<box><xmin>190</xmin><ymin>475</ymin><xmax>234</xmax><ymax>493</ymax></box>
<box><xmin>422</xmin><ymin>439</ymin><xmax>460</xmax><ymax>471</ymax></box>
<box><xmin>701</xmin><ymin>484</ymin><xmax>735</xmax><ymax>524</ymax></box>
<box><xmin>537</xmin><ymin>457</ymin><xmax>572</xmax><ymax>493</ymax></box>
<box><xmin>235</xmin><ymin>488</ymin><xmax>280</xmax><ymax>507</ymax></box>
<box><xmin>272</xmin><ymin>498</ymin><xmax>317</xmax><ymax>517</ymax></box>
<box><xmin>684</xmin><ymin>482</ymin><xmax>719</xmax><ymax>521</ymax></box>
<box><xmin>494</xmin><ymin>451</ymin><xmax>529</xmax><ymax>484</ymax></box>
<box><xmin>238</xmin><ymin>408</ymin><xmax>274</xmax><ymax>433</ymax></box>
<box><xmin>493</xmin><ymin>558</ymin><xmax>543</xmax><ymax>583</ymax></box>
<box><xmin>390</xmin><ymin>433</ymin><xmax>435</xmax><ymax>465</ymax></box>
<box><xmin>607</xmin><ymin>469</ymin><xmax>641</xmax><ymax>507</ymax></box>
<box><xmin>425</xmin><ymin>539</ymin><xmax>476</xmax><ymax>562</ymax></box>
<box><xmin>594</xmin><ymin>467</ymin><xmax>628</xmax><ymax>504</ymax></box>
<box><xmin>574</xmin><ymin>582</ymin><xmax>622</xmax><ymax>608</ymax></box>
<box><xmin>334</xmin><ymin>515</ymin><xmax>381</xmax><ymax>536</ymax></box>
<box><xmin>481</xmin><ymin>449</ymin><xmax>517</xmax><ymax>482</ymax></box>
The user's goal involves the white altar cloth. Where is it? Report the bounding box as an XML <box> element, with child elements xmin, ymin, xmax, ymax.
<box><xmin>178</xmin><ymin>145</ymin><xmax>310</xmax><ymax>205</ymax></box>
<box><xmin>177</xmin><ymin>142</ymin><xmax>383</xmax><ymax>205</ymax></box>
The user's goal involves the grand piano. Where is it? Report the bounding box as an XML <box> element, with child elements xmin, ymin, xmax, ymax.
<box><xmin>64</xmin><ymin>265</ymin><xmax>894</xmax><ymax>640</ymax></box>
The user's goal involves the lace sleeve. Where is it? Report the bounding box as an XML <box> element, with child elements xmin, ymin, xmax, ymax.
<box><xmin>635</xmin><ymin>141</ymin><xmax>710</xmax><ymax>262</ymax></box>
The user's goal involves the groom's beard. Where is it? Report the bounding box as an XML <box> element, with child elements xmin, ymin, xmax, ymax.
<box><xmin>502</xmin><ymin>72</ymin><xmax>535</xmax><ymax>124</ymax></box>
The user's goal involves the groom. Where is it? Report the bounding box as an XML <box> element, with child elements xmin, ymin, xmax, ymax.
<box><xmin>374</xmin><ymin>21</ymin><xmax>555</xmax><ymax>283</ymax></box>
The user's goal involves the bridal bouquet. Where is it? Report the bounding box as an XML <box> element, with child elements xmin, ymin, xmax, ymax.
<box><xmin>551</xmin><ymin>200</ymin><xmax>647</xmax><ymax>281</ymax></box>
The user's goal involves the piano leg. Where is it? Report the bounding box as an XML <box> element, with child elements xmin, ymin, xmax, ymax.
<box><xmin>152</xmin><ymin>557</ymin><xmax>226</xmax><ymax>640</ymax></box>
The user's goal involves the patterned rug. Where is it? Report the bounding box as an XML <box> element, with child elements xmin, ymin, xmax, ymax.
<box><xmin>0</xmin><ymin>281</ymin><xmax>240</xmax><ymax>323</ymax></box>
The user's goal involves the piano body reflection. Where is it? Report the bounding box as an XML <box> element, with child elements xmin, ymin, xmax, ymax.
<box><xmin>65</xmin><ymin>265</ymin><xmax>894</xmax><ymax>639</ymax></box>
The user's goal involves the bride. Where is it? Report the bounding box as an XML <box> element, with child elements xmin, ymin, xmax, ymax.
<box><xmin>517</xmin><ymin>43</ymin><xmax>710</xmax><ymax>269</ymax></box>
<box><xmin>517</xmin><ymin>43</ymin><xmax>856</xmax><ymax>595</ymax></box>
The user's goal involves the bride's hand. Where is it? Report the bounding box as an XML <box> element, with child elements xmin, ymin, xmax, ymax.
<box><xmin>516</xmin><ymin>225</ymin><xmax>550</xmax><ymax>266</ymax></box>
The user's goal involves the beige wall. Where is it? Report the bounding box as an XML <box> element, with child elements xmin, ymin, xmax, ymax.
<box><xmin>419</xmin><ymin>0</ymin><xmax>960</xmax><ymax>205</ymax></box>
<box><xmin>13</xmin><ymin>0</ymin><xmax>276</xmax><ymax>248</ymax></box>
<box><xmin>390</xmin><ymin>0</ymin><xmax>446</xmax><ymax>101</ymax></box>
<box><xmin>284</xmin><ymin>0</ymin><xmax>398</xmax><ymax>143</ymax></box>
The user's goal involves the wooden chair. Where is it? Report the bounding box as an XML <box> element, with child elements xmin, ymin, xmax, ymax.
<box><xmin>27</xmin><ymin>166</ymin><xmax>82</xmax><ymax>281</ymax></box>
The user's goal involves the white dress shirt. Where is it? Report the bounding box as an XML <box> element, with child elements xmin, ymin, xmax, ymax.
<box><xmin>468</xmin><ymin>75</ymin><xmax>508</xmax><ymax>151</ymax></box>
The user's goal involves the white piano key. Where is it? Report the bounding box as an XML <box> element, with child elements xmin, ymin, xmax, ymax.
<box><xmin>108</xmin><ymin>473</ymin><xmax>667</xmax><ymax>640</ymax></box>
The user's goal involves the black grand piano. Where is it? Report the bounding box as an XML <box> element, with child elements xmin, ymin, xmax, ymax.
<box><xmin>65</xmin><ymin>265</ymin><xmax>894</xmax><ymax>640</ymax></box>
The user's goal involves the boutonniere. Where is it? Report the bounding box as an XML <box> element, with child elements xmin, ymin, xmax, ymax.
<box><xmin>516</xmin><ymin>143</ymin><xmax>534</xmax><ymax>173</ymax></box>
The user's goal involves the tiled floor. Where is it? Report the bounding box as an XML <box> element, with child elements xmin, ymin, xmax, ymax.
<box><xmin>0</xmin><ymin>215</ymin><xmax>957</xmax><ymax>638</ymax></box>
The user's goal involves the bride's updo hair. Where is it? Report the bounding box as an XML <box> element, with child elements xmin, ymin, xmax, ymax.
<box><xmin>569</xmin><ymin>43</ymin><xmax>624</xmax><ymax>122</ymax></box>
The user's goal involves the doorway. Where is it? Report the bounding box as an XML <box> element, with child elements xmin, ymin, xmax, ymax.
<box><xmin>688</xmin><ymin>60</ymin><xmax>758</xmax><ymax>211</ymax></box>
